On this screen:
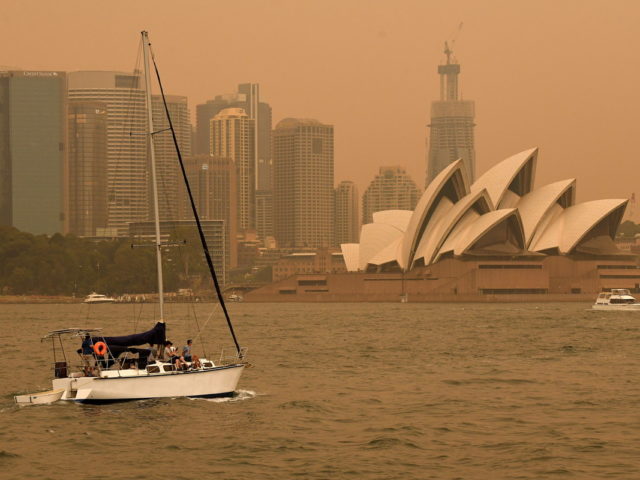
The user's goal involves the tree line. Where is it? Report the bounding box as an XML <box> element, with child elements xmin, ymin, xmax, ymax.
<box><xmin>0</xmin><ymin>226</ymin><xmax>208</xmax><ymax>296</ymax></box>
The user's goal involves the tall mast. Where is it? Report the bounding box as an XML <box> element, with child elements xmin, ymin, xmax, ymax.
<box><xmin>142</xmin><ymin>31</ymin><xmax>165</xmax><ymax>322</ymax></box>
<box><xmin>148</xmin><ymin>38</ymin><xmax>243</xmax><ymax>357</ymax></box>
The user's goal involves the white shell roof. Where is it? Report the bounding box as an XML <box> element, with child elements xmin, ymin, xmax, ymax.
<box><xmin>530</xmin><ymin>199</ymin><xmax>627</xmax><ymax>254</ymax></box>
<box><xmin>358</xmin><ymin>222</ymin><xmax>404</xmax><ymax>270</ymax></box>
<box><xmin>348</xmin><ymin>148</ymin><xmax>628</xmax><ymax>271</ymax></box>
<box><xmin>372</xmin><ymin>210</ymin><xmax>413</xmax><ymax>232</ymax></box>
<box><xmin>516</xmin><ymin>179</ymin><xmax>576</xmax><ymax>247</ymax></box>
<box><xmin>413</xmin><ymin>189</ymin><xmax>493</xmax><ymax>267</ymax></box>
<box><xmin>340</xmin><ymin>243</ymin><xmax>360</xmax><ymax>272</ymax></box>
<box><xmin>471</xmin><ymin>148</ymin><xmax>537</xmax><ymax>207</ymax></box>
<box><xmin>436</xmin><ymin>209</ymin><xmax>482</xmax><ymax>261</ymax></box>
<box><xmin>399</xmin><ymin>159</ymin><xmax>469</xmax><ymax>270</ymax></box>
<box><xmin>452</xmin><ymin>208</ymin><xmax>524</xmax><ymax>256</ymax></box>
<box><xmin>368</xmin><ymin>237</ymin><xmax>402</xmax><ymax>266</ymax></box>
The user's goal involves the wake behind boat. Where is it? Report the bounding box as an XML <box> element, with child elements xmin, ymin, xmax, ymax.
<box><xmin>27</xmin><ymin>31</ymin><xmax>247</xmax><ymax>403</ymax></box>
<box><xmin>592</xmin><ymin>289</ymin><xmax>640</xmax><ymax>311</ymax></box>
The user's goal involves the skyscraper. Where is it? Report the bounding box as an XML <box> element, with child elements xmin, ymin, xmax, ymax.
<box><xmin>362</xmin><ymin>166</ymin><xmax>420</xmax><ymax>224</ymax></box>
<box><xmin>181</xmin><ymin>154</ymin><xmax>238</xmax><ymax>273</ymax></box>
<box><xmin>273</xmin><ymin>118</ymin><xmax>334</xmax><ymax>248</ymax></box>
<box><xmin>210</xmin><ymin>108</ymin><xmax>254</xmax><ymax>233</ymax></box>
<box><xmin>334</xmin><ymin>180</ymin><xmax>360</xmax><ymax>246</ymax></box>
<box><xmin>151</xmin><ymin>94</ymin><xmax>191</xmax><ymax>221</ymax></box>
<box><xmin>0</xmin><ymin>70</ymin><xmax>67</xmax><ymax>235</ymax></box>
<box><xmin>195</xmin><ymin>84</ymin><xmax>272</xmax><ymax>240</ymax></box>
<box><xmin>427</xmin><ymin>43</ymin><xmax>475</xmax><ymax>185</ymax></box>
<box><xmin>68</xmin><ymin>71</ymin><xmax>147</xmax><ymax>237</ymax></box>
<box><xmin>195</xmin><ymin>84</ymin><xmax>272</xmax><ymax>185</ymax></box>
<box><xmin>68</xmin><ymin>100</ymin><xmax>108</xmax><ymax>236</ymax></box>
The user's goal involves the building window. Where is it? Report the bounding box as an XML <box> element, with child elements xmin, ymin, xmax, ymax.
<box><xmin>480</xmin><ymin>288</ymin><xmax>548</xmax><ymax>294</ymax></box>
<box><xmin>312</xmin><ymin>138</ymin><xmax>323</xmax><ymax>154</ymax></box>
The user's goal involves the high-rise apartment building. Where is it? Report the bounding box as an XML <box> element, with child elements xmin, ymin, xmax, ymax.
<box><xmin>273</xmin><ymin>118</ymin><xmax>334</xmax><ymax>248</ymax></box>
<box><xmin>195</xmin><ymin>84</ymin><xmax>272</xmax><ymax>185</ymax></box>
<box><xmin>210</xmin><ymin>108</ymin><xmax>254</xmax><ymax>233</ymax></box>
<box><xmin>255</xmin><ymin>190</ymin><xmax>274</xmax><ymax>244</ymax></box>
<box><xmin>151</xmin><ymin>95</ymin><xmax>191</xmax><ymax>221</ymax></box>
<box><xmin>0</xmin><ymin>70</ymin><xmax>67</xmax><ymax>235</ymax></box>
<box><xmin>68</xmin><ymin>71</ymin><xmax>147</xmax><ymax>237</ymax></box>
<box><xmin>334</xmin><ymin>180</ymin><xmax>360</xmax><ymax>246</ymax></box>
<box><xmin>182</xmin><ymin>154</ymin><xmax>238</xmax><ymax>270</ymax></box>
<box><xmin>196</xmin><ymin>84</ymin><xmax>272</xmax><ymax>241</ymax></box>
<box><xmin>362</xmin><ymin>166</ymin><xmax>420</xmax><ymax>224</ymax></box>
<box><xmin>68</xmin><ymin>100</ymin><xmax>108</xmax><ymax>236</ymax></box>
<box><xmin>427</xmin><ymin>44</ymin><xmax>475</xmax><ymax>185</ymax></box>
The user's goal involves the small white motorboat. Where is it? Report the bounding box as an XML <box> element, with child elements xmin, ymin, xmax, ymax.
<box><xmin>592</xmin><ymin>289</ymin><xmax>640</xmax><ymax>310</ymax></box>
<box><xmin>83</xmin><ymin>293</ymin><xmax>116</xmax><ymax>304</ymax></box>
<box><xmin>15</xmin><ymin>388</ymin><xmax>65</xmax><ymax>405</ymax></box>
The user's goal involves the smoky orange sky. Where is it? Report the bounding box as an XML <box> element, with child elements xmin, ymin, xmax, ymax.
<box><xmin>2</xmin><ymin>0</ymin><xmax>639</xmax><ymax>219</ymax></box>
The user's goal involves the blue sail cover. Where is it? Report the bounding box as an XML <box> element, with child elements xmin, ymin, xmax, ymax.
<box><xmin>90</xmin><ymin>322</ymin><xmax>166</xmax><ymax>348</ymax></box>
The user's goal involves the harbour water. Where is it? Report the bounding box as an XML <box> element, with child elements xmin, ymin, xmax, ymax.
<box><xmin>2</xmin><ymin>302</ymin><xmax>640</xmax><ymax>479</ymax></box>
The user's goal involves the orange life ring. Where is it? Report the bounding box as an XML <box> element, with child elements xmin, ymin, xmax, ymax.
<box><xmin>93</xmin><ymin>342</ymin><xmax>107</xmax><ymax>356</ymax></box>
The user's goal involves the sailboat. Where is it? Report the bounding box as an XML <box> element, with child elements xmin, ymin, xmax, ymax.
<box><xmin>41</xmin><ymin>32</ymin><xmax>246</xmax><ymax>403</ymax></box>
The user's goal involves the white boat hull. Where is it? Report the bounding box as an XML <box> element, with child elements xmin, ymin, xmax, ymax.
<box><xmin>53</xmin><ymin>364</ymin><xmax>245</xmax><ymax>403</ymax></box>
<box><xmin>592</xmin><ymin>304</ymin><xmax>640</xmax><ymax>311</ymax></box>
<box><xmin>15</xmin><ymin>388</ymin><xmax>65</xmax><ymax>405</ymax></box>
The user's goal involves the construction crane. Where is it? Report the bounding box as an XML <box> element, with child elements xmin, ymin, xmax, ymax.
<box><xmin>444</xmin><ymin>22</ymin><xmax>463</xmax><ymax>65</ymax></box>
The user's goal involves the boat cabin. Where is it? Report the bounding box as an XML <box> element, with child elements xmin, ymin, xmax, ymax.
<box><xmin>595</xmin><ymin>289</ymin><xmax>637</xmax><ymax>305</ymax></box>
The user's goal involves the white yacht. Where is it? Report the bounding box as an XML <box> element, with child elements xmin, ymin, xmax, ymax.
<box><xmin>83</xmin><ymin>293</ymin><xmax>116</xmax><ymax>304</ymax></box>
<box><xmin>592</xmin><ymin>289</ymin><xmax>640</xmax><ymax>310</ymax></box>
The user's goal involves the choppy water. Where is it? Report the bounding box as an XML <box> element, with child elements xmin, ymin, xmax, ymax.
<box><xmin>2</xmin><ymin>302</ymin><xmax>640</xmax><ymax>479</ymax></box>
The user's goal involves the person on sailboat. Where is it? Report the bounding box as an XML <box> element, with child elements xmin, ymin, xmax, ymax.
<box><xmin>183</xmin><ymin>339</ymin><xmax>202</xmax><ymax>369</ymax></box>
<box><xmin>182</xmin><ymin>340</ymin><xmax>193</xmax><ymax>361</ymax></box>
<box><xmin>164</xmin><ymin>341</ymin><xmax>187</xmax><ymax>369</ymax></box>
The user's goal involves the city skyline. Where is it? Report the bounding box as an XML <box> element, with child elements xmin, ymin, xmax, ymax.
<box><xmin>2</xmin><ymin>0</ymin><xmax>638</xmax><ymax>212</ymax></box>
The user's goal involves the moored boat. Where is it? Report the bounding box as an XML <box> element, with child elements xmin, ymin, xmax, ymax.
<box><xmin>83</xmin><ymin>292</ymin><xmax>116</xmax><ymax>304</ymax></box>
<box><xmin>592</xmin><ymin>289</ymin><xmax>640</xmax><ymax>310</ymax></box>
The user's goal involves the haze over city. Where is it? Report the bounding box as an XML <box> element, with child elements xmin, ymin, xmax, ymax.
<box><xmin>2</xmin><ymin>0</ymin><xmax>638</xmax><ymax>209</ymax></box>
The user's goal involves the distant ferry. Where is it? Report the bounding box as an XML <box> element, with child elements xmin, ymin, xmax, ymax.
<box><xmin>592</xmin><ymin>289</ymin><xmax>640</xmax><ymax>311</ymax></box>
<box><xmin>83</xmin><ymin>292</ymin><xmax>116</xmax><ymax>304</ymax></box>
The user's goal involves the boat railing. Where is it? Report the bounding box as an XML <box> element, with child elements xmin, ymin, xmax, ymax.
<box><xmin>218</xmin><ymin>346</ymin><xmax>248</xmax><ymax>365</ymax></box>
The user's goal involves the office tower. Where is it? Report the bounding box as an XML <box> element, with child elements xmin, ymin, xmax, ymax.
<box><xmin>362</xmin><ymin>166</ymin><xmax>420</xmax><ymax>224</ymax></box>
<box><xmin>195</xmin><ymin>84</ymin><xmax>272</xmax><ymax>238</ymax></box>
<box><xmin>68</xmin><ymin>100</ymin><xmax>108</xmax><ymax>236</ymax></box>
<box><xmin>68</xmin><ymin>71</ymin><xmax>146</xmax><ymax>237</ymax></box>
<box><xmin>334</xmin><ymin>180</ymin><xmax>360</xmax><ymax>246</ymax></box>
<box><xmin>182</xmin><ymin>154</ymin><xmax>238</xmax><ymax>270</ymax></box>
<box><xmin>0</xmin><ymin>70</ymin><xmax>67</xmax><ymax>235</ymax></box>
<box><xmin>273</xmin><ymin>118</ymin><xmax>334</xmax><ymax>248</ymax></box>
<box><xmin>195</xmin><ymin>85</ymin><xmax>272</xmax><ymax>184</ymax></box>
<box><xmin>427</xmin><ymin>43</ymin><xmax>475</xmax><ymax>185</ymax></box>
<box><xmin>210</xmin><ymin>108</ymin><xmax>254</xmax><ymax>232</ymax></box>
<box><xmin>255</xmin><ymin>190</ymin><xmax>273</xmax><ymax>244</ymax></box>
<box><xmin>151</xmin><ymin>95</ymin><xmax>191</xmax><ymax>220</ymax></box>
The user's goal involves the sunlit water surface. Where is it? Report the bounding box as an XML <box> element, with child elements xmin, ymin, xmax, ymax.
<box><xmin>2</xmin><ymin>302</ymin><xmax>640</xmax><ymax>479</ymax></box>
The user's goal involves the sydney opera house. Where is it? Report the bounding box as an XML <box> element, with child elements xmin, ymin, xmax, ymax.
<box><xmin>248</xmin><ymin>148</ymin><xmax>639</xmax><ymax>301</ymax></box>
